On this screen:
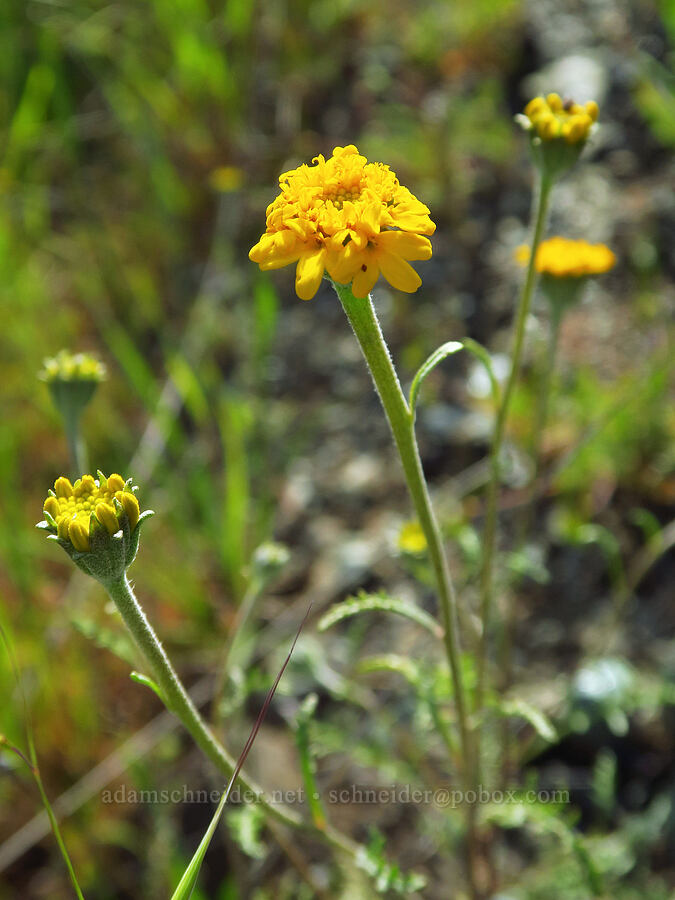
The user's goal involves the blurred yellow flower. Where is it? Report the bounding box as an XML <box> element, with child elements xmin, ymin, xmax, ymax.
<box><xmin>42</xmin><ymin>473</ymin><xmax>140</xmax><ymax>552</ymax></box>
<box><xmin>522</xmin><ymin>93</ymin><xmax>598</xmax><ymax>144</ymax></box>
<box><xmin>40</xmin><ymin>350</ymin><xmax>106</xmax><ymax>384</ymax></box>
<box><xmin>249</xmin><ymin>145</ymin><xmax>435</xmax><ymax>300</ymax></box>
<box><xmin>516</xmin><ymin>237</ymin><xmax>616</xmax><ymax>278</ymax></box>
<box><xmin>209</xmin><ymin>165</ymin><xmax>244</xmax><ymax>192</ymax></box>
<box><xmin>397</xmin><ymin>520</ymin><xmax>427</xmax><ymax>555</ymax></box>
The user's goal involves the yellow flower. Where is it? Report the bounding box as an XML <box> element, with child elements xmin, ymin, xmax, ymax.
<box><xmin>209</xmin><ymin>165</ymin><xmax>244</xmax><ymax>192</ymax></box>
<box><xmin>42</xmin><ymin>472</ymin><xmax>140</xmax><ymax>552</ymax></box>
<box><xmin>516</xmin><ymin>237</ymin><xmax>616</xmax><ymax>278</ymax></box>
<box><xmin>40</xmin><ymin>350</ymin><xmax>106</xmax><ymax>384</ymax></box>
<box><xmin>249</xmin><ymin>145</ymin><xmax>435</xmax><ymax>300</ymax></box>
<box><xmin>522</xmin><ymin>93</ymin><xmax>598</xmax><ymax>145</ymax></box>
<box><xmin>397</xmin><ymin>520</ymin><xmax>427</xmax><ymax>555</ymax></box>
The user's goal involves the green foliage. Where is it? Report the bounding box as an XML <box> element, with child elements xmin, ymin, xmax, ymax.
<box><xmin>355</xmin><ymin>829</ymin><xmax>427</xmax><ymax>895</ymax></box>
<box><xmin>318</xmin><ymin>590</ymin><xmax>441</xmax><ymax>637</ymax></box>
<box><xmin>1</xmin><ymin>0</ymin><xmax>672</xmax><ymax>896</ymax></box>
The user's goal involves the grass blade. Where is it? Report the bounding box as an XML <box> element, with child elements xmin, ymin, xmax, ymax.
<box><xmin>170</xmin><ymin>605</ymin><xmax>311</xmax><ymax>900</ymax></box>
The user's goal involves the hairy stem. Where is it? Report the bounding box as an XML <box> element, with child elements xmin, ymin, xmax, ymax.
<box><xmin>334</xmin><ymin>282</ymin><xmax>481</xmax><ymax>894</ymax></box>
<box><xmin>105</xmin><ymin>574</ymin><xmax>355</xmax><ymax>856</ymax></box>
<box><xmin>474</xmin><ymin>172</ymin><xmax>553</xmax><ymax>742</ymax></box>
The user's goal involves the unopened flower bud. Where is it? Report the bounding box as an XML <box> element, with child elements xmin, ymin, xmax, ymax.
<box><xmin>37</xmin><ymin>472</ymin><xmax>153</xmax><ymax>586</ymax></box>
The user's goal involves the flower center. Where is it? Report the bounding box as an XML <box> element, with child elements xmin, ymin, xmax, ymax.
<box><xmin>321</xmin><ymin>183</ymin><xmax>362</xmax><ymax>208</ymax></box>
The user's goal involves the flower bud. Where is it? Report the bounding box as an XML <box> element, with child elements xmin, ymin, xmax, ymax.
<box><xmin>37</xmin><ymin>472</ymin><xmax>153</xmax><ymax>586</ymax></box>
<box><xmin>40</xmin><ymin>350</ymin><xmax>106</xmax><ymax>423</ymax></box>
<box><xmin>516</xmin><ymin>94</ymin><xmax>599</xmax><ymax>180</ymax></box>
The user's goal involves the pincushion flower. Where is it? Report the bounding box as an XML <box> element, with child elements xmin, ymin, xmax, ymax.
<box><xmin>516</xmin><ymin>237</ymin><xmax>616</xmax><ymax>278</ymax></box>
<box><xmin>516</xmin><ymin>94</ymin><xmax>599</xmax><ymax>180</ymax></box>
<box><xmin>249</xmin><ymin>145</ymin><xmax>434</xmax><ymax>300</ymax></box>
<box><xmin>40</xmin><ymin>350</ymin><xmax>106</xmax><ymax>384</ymax></box>
<box><xmin>38</xmin><ymin>472</ymin><xmax>152</xmax><ymax>584</ymax></box>
<box><xmin>40</xmin><ymin>350</ymin><xmax>106</xmax><ymax>474</ymax></box>
<box><xmin>520</xmin><ymin>94</ymin><xmax>598</xmax><ymax>144</ymax></box>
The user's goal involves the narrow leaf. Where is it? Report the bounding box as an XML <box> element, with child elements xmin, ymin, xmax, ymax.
<box><xmin>461</xmin><ymin>337</ymin><xmax>501</xmax><ymax>408</ymax></box>
<box><xmin>496</xmin><ymin>698</ymin><xmax>557</xmax><ymax>743</ymax></box>
<box><xmin>130</xmin><ymin>671</ymin><xmax>166</xmax><ymax>704</ymax></box>
<box><xmin>409</xmin><ymin>341</ymin><xmax>463</xmax><ymax>413</ymax></box>
<box><xmin>170</xmin><ymin>606</ymin><xmax>311</xmax><ymax>900</ymax></box>
<box><xmin>318</xmin><ymin>591</ymin><xmax>442</xmax><ymax>638</ymax></box>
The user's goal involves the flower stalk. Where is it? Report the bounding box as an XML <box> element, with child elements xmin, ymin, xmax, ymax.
<box><xmin>105</xmin><ymin>574</ymin><xmax>303</xmax><ymax>829</ymax></box>
<box><xmin>103</xmin><ymin>573</ymin><xmax>357</xmax><ymax>857</ymax></box>
<box><xmin>475</xmin><ymin>172</ymin><xmax>553</xmax><ymax>721</ymax></box>
<box><xmin>332</xmin><ymin>280</ymin><xmax>481</xmax><ymax>891</ymax></box>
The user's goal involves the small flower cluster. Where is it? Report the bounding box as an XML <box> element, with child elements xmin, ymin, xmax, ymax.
<box><xmin>40</xmin><ymin>350</ymin><xmax>106</xmax><ymax>384</ymax></box>
<box><xmin>39</xmin><ymin>472</ymin><xmax>150</xmax><ymax>585</ymax></box>
<box><xmin>42</xmin><ymin>473</ymin><xmax>139</xmax><ymax>552</ymax></box>
<box><xmin>249</xmin><ymin>145</ymin><xmax>434</xmax><ymax>300</ymax></box>
<box><xmin>522</xmin><ymin>94</ymin><xmax>598</xmax><ymax>144</ymax></box>
<box><xmin>516</xmin><ymin>237</ymin><xmax>616</xmax><ymax>279</ymax></box>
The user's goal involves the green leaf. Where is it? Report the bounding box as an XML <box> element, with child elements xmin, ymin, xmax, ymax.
<box><xmin>294</xmin><ymin>693</ymin><xmax>327</xmax><ymax>829</ymax></box>
<box><xmin>70</xmin><ymin>612</ymin><xmax>138</xmax><ymax>668</ymax></box>
<box><xmin>170</xmin><ymin>783</ymin><xmax>230</xmax><ymax>900</ymax></box>
<box><xmin>461</xmin><ymin>337</ymin><xmax>501</xmax><ymax>408</ymax></box>
<box><xmin>318</xmin><ymin>590</ymin><xmax>441</xmax><ymax>638</ymax></box>
<box><xmin>496</xmin><ymin>698</ymin><xmax>558</xmax><ymax>743</ymax></box>
<box><xmin>356</xmin><ymin>655</ymin><xmax>421</xmax><ymax>688</ymax></box>
<box><xmin>225</xmin><ymin>804</ymin><xmax>267</xmax><ymax>860</ymax></box>
<box><xmin>409</xmin><ymin>341</ymin><xmax>463</xmax><ymax>413</ymax></box>
<box><xmin>408</xmin><ymin>337</ymin><xmax>500</xmax><ymax>415</ymax></box>
<box><xmin>356</xmin><ymin>828</ymin><xmax>427</xmax><ymax>894</ymax></box>
<box><xmin>129</xmin><ymin>671</ymin><xmax>165</xmax><ymax>704</ymax></box>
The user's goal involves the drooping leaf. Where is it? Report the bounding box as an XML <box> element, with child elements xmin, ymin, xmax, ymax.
<box><xmin>318</xmin><ymin>590</ymin><xmax>441</xmax><ymax>638</ymax></box>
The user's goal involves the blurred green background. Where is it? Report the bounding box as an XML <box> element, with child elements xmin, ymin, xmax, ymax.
<box><xmin>1</xmin><ymin>0</ymin><xmax>674</xmax><ymax>897</ymax></box>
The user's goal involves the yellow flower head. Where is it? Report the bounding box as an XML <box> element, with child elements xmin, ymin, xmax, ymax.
<box><xmin>40</xmin><ymin>350</ymin><xmax>106</xmax><ymax>384</ymax></box>
<box><xmin>249</xmin><ymin>145</ymin><xmax>435</xmax><ymax>300</ymax></box>
<box><xmin>522</xmin><ymin>93</ymin><xmax>598</xmax><ymax>145</ymax></box>
<box><xmin>397</xmin><ymin>520</ymin><xmax>428</xmax><ymax>556</ymax></box>
<box><xmin>516</xmin><ymin>237</ymin><xmax>616</xmax><ymax>278</ymax></box>
<box><xmin>42</xmin><ymin>472</ymin><xmax>140</xmax><ymax>552</ymax></box>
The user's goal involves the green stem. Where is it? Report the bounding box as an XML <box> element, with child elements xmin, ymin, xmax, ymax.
<box><xmin>27</xmin><ymin>742</ymin><xmax>85</xmax><ymax>900</ymax></box>
<box><xmin>210</xmin><ymin>574</ymin><xmax>263</xmax><ymax>724</ymax></box>
<box><xmin>105</xmin><ymin>574</ymin><xmax>355</xmax><ymax>856</ymax></box>
<box><xmin>474</xmin><ymin>173</ymin><xmax>552</xmax><ymax>724</ymax></box>
<box><xmin>521</xmin><ymin>304</ymin><xmax>562</xmax><ymax>541</ymax></box>
<box><xmin>333</xmin><ymin>282</ymin><xmax>480</xmax><ymax>892</ymax></box>
<box><xmin>63</xmin><ymin>408</ymin><xmax>88</xmax><ymax>478</ymax></box>
<box><xmin>334</xmin><ymin>284</ymin><xmax>469</xmax><ymax>762</ymax></box>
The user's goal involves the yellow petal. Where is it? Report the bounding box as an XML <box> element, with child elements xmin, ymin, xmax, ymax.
<box><xmin>524</xmin><ymin>97</ymin><xmax>546</xmax><ymax>118</ymax></box>
<box><xmin>75</xmin><ymin>474</ymin><xmax>96</xmax><ymax>496</ymax></box>
<box><xmin>327</xmin><ymin>242</ymin><xmax>363</xmax><ymax>284</ymax></box>
<box><xmin>378</xmin><ymin>251</ymin><xmax>422</xmax><ymax>293</ymax></box>
<box><xmin>57</xmin><ymin>516</ymin><xmax>71</xmax><ymax>541</ymax></box>
<box><xmin>585</xmin><ymin>100</ymin><xmax>599</xmax><ymax>122</ymax></box>
<box><xmin>95</xmin><ymin>502</ymin><xmax>119</xmax><ymax>535</ymax></box>
<box><xmin>295</xmin><ymin>249</ymin><xmax>327</xmax><ymax>300</ymax></box>
<box><xmin>258</xmin><ymin>252</ymin><xmax>303</xmax><ymax>271</ymax></box>
<box><xmin>360</xmin><ymin>201</ymin><xmax>382</xmax><ymax>236</ymax></box>
<box><xmin>69</xmin><ymin>516</ymin><xmax>91</xmax><ymax>552</ymax></box>
<box><xmin>376</xmin><ymin>231</ymin><xmax>432</xmax><ymax>261</ymax></box>
<box><xmin>119</xmin><ymin>492</ymin><xmax>140</xmax><ymax>531</ymax></box>
<box><xmin>44</xmin><ymin>496</ymin><xmax>60</xmax><ymax>519</ymax></box>
<box><xmin>107</xmin><ymin>474</ymin><xmax>125</xmax><ymax>493</ymax></box>
<box><xmin>54</xmin><ymin>476</ymin><xmax>73</xmax><ymax>498</ymax></box>
<box><xmin>351</xmin><ymin>262</ymin><xmax>380</xmax><ymax>298</ymax></box>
